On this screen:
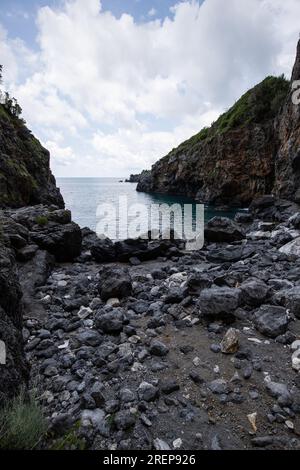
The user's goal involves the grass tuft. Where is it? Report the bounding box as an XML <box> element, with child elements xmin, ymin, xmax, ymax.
<box><xmin>0</xmin><ymin>390</ymin><xmax>47</xmax><ymax>450</ymax></box>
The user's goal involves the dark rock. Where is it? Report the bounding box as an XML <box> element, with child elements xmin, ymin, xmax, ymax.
<box><xmin>95</xmin><ymin>308</ymin><xmax>124</xmax><ymax>334</ymax></box>
<box><xmin>240</xmin><ymin>278</ymin><xmax>270</xmax><ymax>307</ymax></box>
<box><xmin>138</xmin><ymin>382</ymin><xmax>159</xmax><ymax>402</ymax></box>
<box><xmin>0</xmin><ymin>243</ymin><xmax>28</xmax><ymax>405</ymax></box>
<box><xmin>98</xmin><ymin>266</ymin><xmax>132</xmax><ymax>301</ymax></box>
<box><xmin>253</xmin><ymin>305</ymin><xmax>289</xmax><ymax>338</ymax></box>
<box><xmin>205</xmin><ymin>217</ymin><xmax>245</xmax><ymax>243</ymax></box>
<box><xmin>77</xmin><ymin>330</ymin><xmax>103</xmax><ymax>347</ymax></box>
<box><xmin>114</xmin><ymin>411</ymin><xmax>136</xmax><ymax>430</ymax></box>
<box><xmin>186</xmin><ymin>273</ymin><xmax>212</xmax><ymax>295</ymax></box>
<box><xmin>160</xmin><ymin>380</ymin><xmax>180</xmax><ymax>394</ymax></box>
<box><xmin>90</xmin><ymin>237</ymin><xmax>116</xmax><ymax>262</ymax></box>
<box><xmin>31</xmin><ymin>221</ymin><xmax>82</xmax><ymax>262</ymax></box>
<box><xmin>149</xmin><ymin>340</ymin><xmax>169</xmax><ymax>357</ymax></box>
<box><xmin>198</xmin><ymin>287</ymin><xmax>241</xmax><ymax>321</ymax></box>
<box><xmin>208</xmin><ymin>379</ymin><xmax>229</xmax><ymax>395</ymax></box>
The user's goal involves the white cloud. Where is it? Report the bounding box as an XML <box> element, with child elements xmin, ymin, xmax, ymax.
<box><xmin>1</xmin><ymin>0</ymin><xmax>300</xmax><ymax>176</ymax></box>
<box><xmin>148</xmin><ymin>8</ymin><xmax>157</xmax><ymax>17</ymax></box>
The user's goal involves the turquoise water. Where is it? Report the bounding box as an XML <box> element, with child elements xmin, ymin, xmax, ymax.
<box><xmin>57</xmin><ymin>177</ymin><xmax>238</xmax><ymax>236</ymax></box>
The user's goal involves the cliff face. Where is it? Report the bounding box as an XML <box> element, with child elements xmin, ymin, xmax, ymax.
<box><xmin>0</xmin><ymin>238</ymin><xmax>28</xmax><ymax>405</ymax></box>
<box><xmin>274</xmin><ymin>42</ymin><xmax>300</xmax><ymax>203</ymax></box>
<box><xmin>137</xmin><ymin>42</ymin><xmax>300</xmax><ymax>207</ymax></box>
<box><xmin>0</xmin><ymin>105</ymin><xmax>64</xmax><ymax>208</ymax></box>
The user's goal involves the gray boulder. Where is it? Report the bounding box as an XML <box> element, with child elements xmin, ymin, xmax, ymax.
<box><xmin>199</xmin><ymin>287</ymin><xmax>241</xmax><ymax>321</ymax></box>
<box><xmin>205</xmin><ymin>217</ymin><xmax>245</xmax><ymax>243</ymax></box>
<box><xmin>98</xmin><ymin>266</ymin><xmax>132</xmax><ymax>301</ymax></box>
<box><xmin>253</xmin><ymin>305</ymin><xmax>289</xmax><ymax>338</ymax></box>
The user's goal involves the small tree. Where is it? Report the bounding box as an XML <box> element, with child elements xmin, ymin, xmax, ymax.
<box><xmin>0</xmin><ymin>65</ymin><xmax>23</xmax><ymax>119</ymax></box>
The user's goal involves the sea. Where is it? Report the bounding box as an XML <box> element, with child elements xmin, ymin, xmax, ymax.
<box><xmin>57</xmin><ymin>177</ymin><xmax>238</xmax><ymax>239</ymax></box>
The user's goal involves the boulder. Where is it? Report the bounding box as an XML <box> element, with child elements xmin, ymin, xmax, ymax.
<box><xmin>31</xmin><ymin>222</ymin><xmax>82</xmax><ymax>262</ymax></box>
<box><xmin>95</xmin><ymin>308</ymin><xmax>124</xmax><ymax>334</ymax></box>
<box><xmin>114</xmin><ymin>238</ymin><xmax>149</xmax><ymax>262</ymax></box>
<box><xmin>186</xmin><ymin>273</ymin><xmax>212</xmax><ymax>295</ymax></box>
<box><xmin>98</xmin><ymin>266</ymin><xmax>132</xmax><ymax>301</ymax></box>
<box><xmin>253</xmin><ymin>305</ymin><xmax>289</xmax><ymax>338</ymax></box>
<box><xmin>205</xmin><ymin>217</ymin><xmax>245</xmax><ymax>243</ymax></box>
<box><xmin>198</xmin><ymin>287</ymin><xmax>241</xmax><ymax>321</ymax></box>
<box><xmin>240</xmin><ymin>279</ymin><xmax>270</xmax><ymax>307</ymax></box>
<box><xmin>90</xmin><ymin>238</ymin><xmax>116</xmax><ymax>263</ymax></box>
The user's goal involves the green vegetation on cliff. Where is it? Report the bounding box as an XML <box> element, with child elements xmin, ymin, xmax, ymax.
<box><xmin>178</xmin><ymin>75</ymin><xmax>289</xmax><ymax>150</ymax></box>
<box><xmin>0</xmin><ymin>65</ymin><xmax>64</xmax><ymax>208</ymax></box>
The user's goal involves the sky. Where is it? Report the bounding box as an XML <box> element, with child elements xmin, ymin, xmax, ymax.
<box><xmin>0</xmin><ymin>0</ymin><xmax>299</xmax><ymax>177</ymax></box>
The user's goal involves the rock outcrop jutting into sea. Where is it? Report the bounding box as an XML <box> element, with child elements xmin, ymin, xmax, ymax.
<box><xmin>137</xmin><ymin>40</ymin><xmax>300</xmax><ymax>207</ymax></box>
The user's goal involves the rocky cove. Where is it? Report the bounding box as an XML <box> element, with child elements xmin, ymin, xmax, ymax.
<box><xmin>0</xmin><ymin>39</ymin><xmax>300</xmax><ymax>453</ymax></box>
<box><xmin>1</xmin><ymin>199</ymin><xmax>300</xmax><ymax>450</ymax></box>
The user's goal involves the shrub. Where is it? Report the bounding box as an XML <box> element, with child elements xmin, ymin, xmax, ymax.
<box><xmin>0</xmin><ymin>390</ymin><xmax>47</xmax><ymax>450</ymax></box>
<box><xmin>35</xmin><ymin>215</ymin><xmax>48</xmax><ymax>226</ymax></box>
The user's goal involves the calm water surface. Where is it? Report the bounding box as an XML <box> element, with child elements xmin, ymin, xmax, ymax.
<box><xmin>57</xmin><ymin>177</ymin><xmax>238</xmax><ymax>237</ymax></box>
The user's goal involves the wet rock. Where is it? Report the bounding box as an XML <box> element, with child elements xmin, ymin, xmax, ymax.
<box><xmin>253</xmin><ymin>305</ymin><xmax>289</xmax><ymax>338</ymax></box>
<box><xmin>220</xmin><ymin>328</ymin><xmax>239</xmax><ymax>354</ymax></box>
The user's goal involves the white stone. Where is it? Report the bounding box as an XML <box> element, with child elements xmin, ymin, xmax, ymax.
<box><xmin>285</xmin><ymin>420</ymin><xmax>294</xmax><ymax>430</ymax></box>
<box><xmin>292</xmin><ymin>349</ymin><xmax>300</xmax><ymax>372</ymax></box>
<box><xmin>41</xmin><ymin>295</ymin><xmax>51</xmax><ymax>304</ymax></box>
<box><xmin>193</xmin><ymin>357</ymin><xmax>201</xmax><ymax>367</ymax></box>
<box><xmin>247</xmin><ymin>412</ymin><xmax>257</xmax><ymax>433</ymax></box>
<box><xmin>78</xmin><ymin>306</ymin><xmax>92</xmax><ymax>319</ymax></box>
<box><xmin>291</xmin><ymin>340</ymin><xmax>300</xmax><ymax>351</ymax></box>
<box><xmin>81</xmin><ymin>409</ymin><xmax>105</xmax><ymax>428</ymax></box>
<box><xmin>247</xmin><ymin>231</ymin><xmax>271</xmax><ymax>240</ymax></box>
<box><xmin>106</xmin><ymin>298</ymin><xmax>120</xmax><ymax>308</ymax></box>
<box><xmin>173</xmin><ymin>438</ymin><xmax>183</xmax><ymax>449</ymax></box>
<box><xmin>0</xmin><ymin>340</ymin><xmax>6</xmax><ymax>365</ymax></box>
<box><xmin>154</xmin><ymin>438</ymin><xmax>171</xmax><ymax>451</ymax></box>
<box><xmin>58</xmin><ymin>340</ymin><xmax>69</xmax><ymax>350</ymax></box>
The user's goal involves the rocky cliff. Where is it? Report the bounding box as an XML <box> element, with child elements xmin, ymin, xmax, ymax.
<box><xmin>0</xmin><ymin>105</ymin><xmax>64</xmax><ymax>208</ymax></box>
<box><xmin>274</xmin><ymin>41</ymin><xmax>300</xmax><ymax>203</ymax></box>
<box><xmin>137</xmin><ymin>41</ymin><xmax>300</xmax><ymax>207</ymax></box>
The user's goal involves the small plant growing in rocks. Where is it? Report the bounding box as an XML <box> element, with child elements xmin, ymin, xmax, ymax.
<box><xmin>0</xmin><ymin>389</ymin><xmax>47</xmax><ymax>450</ymax></box>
